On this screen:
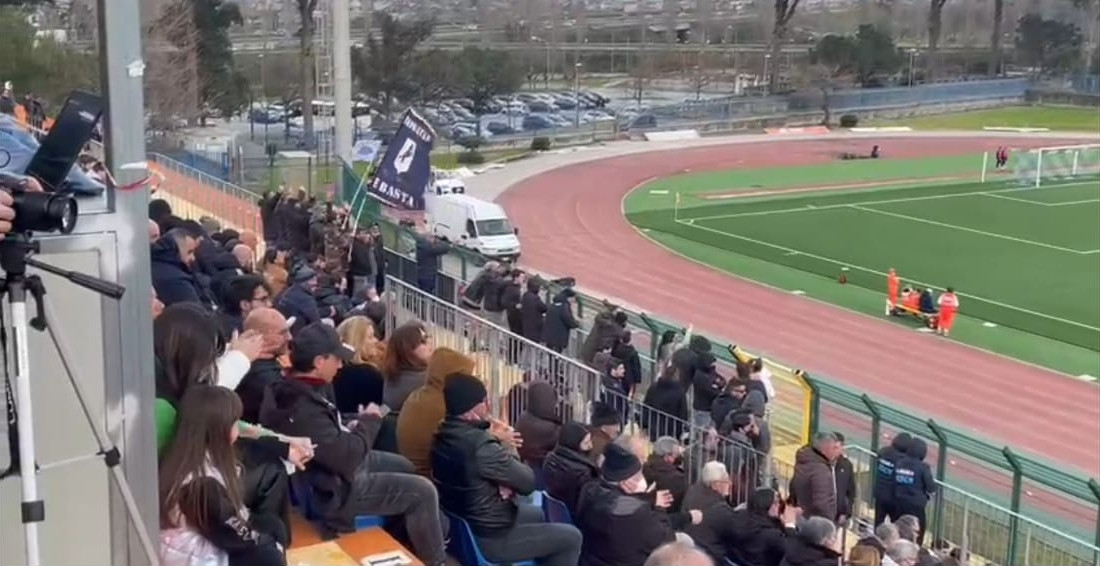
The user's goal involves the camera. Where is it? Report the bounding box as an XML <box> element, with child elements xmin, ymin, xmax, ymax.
<box><xmin>3</xmin><ymin>185</ymin><xmax>78</xmax><ymax>235</ymax></box>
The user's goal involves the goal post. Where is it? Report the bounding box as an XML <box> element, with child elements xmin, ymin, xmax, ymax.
<box><xmin>1011</xmin><ymin>143</ymin><xmax>1100</xmax><ymax>188</ymax></box>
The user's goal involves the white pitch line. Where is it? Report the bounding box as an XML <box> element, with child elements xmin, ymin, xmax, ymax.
<box><xmin>673</xmin><ymin>217</ymin><xmax>1100</xmax><ymax>332</ymax></box>
<box><xmin>687</xmin><ymin>180</ymin><xmax>1099</xmax><ymax>222</ymax></box>
<box><xmin>983</xmin><ymin>192</ymin><xmax>1100</xmax><ymax>207</ymax></box>
<box><xmin>849</xmin><ymin>204</ymin><xmax>1097</xmax><ymax>255</ymax></box>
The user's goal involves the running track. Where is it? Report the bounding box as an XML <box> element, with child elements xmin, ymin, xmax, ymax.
<box><xmin>496</xmin><ymin>136</ymin><xmax>1100</xmax><ymax>528</ymax></box>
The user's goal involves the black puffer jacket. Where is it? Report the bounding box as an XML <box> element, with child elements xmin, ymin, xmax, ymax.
<box><xmin>641</xmin><ymin>378</ymin><xmax>689</xmax><ymax>442</ymax></box>
<box><xmin>873</xmin><ymin>434</ymin><xmax>912</xmax><ymax>506</ymax></box>
<box><xmin>575</xmin><ymin>480</ymin><xmax>687</xmax><ymax>566</ymax></box>
<box><xmin>780</xmin><ymin>536</ymin><xmax>843</xmax><ymax>566</ymax></box>
<box><xmin>671</xmin><ymin>335</ymin><xmax>712</xmax><ymax>390</ymax></box>
<box><xmin>681</xmin><ymin>482</ymin><xmax>739</xmax><ymax>563</ymax></box>
<box><xmin>728</xmin><ymin>507</ymin><xmax>790</xmax><ymax>566</ymax></box>
<box><xmin>579</xmin><ymin>309</ymin><xmax>624</xmax><ymax>363</ymax></box>
<box><xmin>692</xmin><ymin>355</ymin><xmax>725</xmax><ymax>412</ymax></box>
<box><xmin>520</xmin><ymin>283</ymin><xmax>547</xmax><ymax>342</ymax></box>
<box><xmin>542</xmin><ymin>429</ymin><xmax>598</xmax><ymax>514</ymax></box>
<box><xmin>642</xmin><ymin>455</ymin><xmax>688</xmax><ymax>513</ymax></box>
<box><xmin>542</xmin><ymin>298</ymin><xmax>580</xmax><ymax>351</ymax></box>
<box><xmin>151</xmin><ymin>237</ymin><xmax>212</xmax><ymax>308</ymax></box>
<box><xmin>235</xmin><ymin>358</ymin><xmax>284</xmax><ymax>424</ymax></box>
<box><xmin>431</xmin><ymin>417</ymin><xmax>536</xmax><ymax>537</ymax></box>
<box><xmin>515</xmin><ymin>382</ymin><xmax>561</xmax><ymax>468</ymax></box>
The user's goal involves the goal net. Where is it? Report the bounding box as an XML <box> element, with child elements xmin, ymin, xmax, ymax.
<box><xmin>1005</xmin><ymin>144</ymin><xmax>1100</xmax><ymax>187</ymax></box>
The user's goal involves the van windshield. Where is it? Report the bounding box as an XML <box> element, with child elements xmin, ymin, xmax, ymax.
<box><xmin>475</xmin><ymin>219</ymin><xmax>514</xmax><ymax>237</ymax></box>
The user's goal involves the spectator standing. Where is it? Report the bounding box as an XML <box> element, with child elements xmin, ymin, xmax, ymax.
<box><xmin>680</xmin><ymin>461</ymin><xmax>739</xmax><ymax>562</ymax></box>
<box><xmin>671</xmin><ymin>335</ymin><xmax>712</xmax><ymax>392</ymax></box>
<box><xmin>381</xmin><ymin>322</ymin><xmax>433</xmax><ymax>412</ymax></box>
<box><xmin>873</xmin><ymin>433</ymin><xmax>912</xmax><ymax>525</ymax></box>
<box><xmin>892</xmin><ymin>439</ymin><xmax>935</xmax><ymax>542</ymax></box>
<box><xmin>834</xmin><ymin>432</ymin><xmax>858</xmax><ymax>526</ymax></box>
<box><xmin>515</xmin><ymin>381</ymin><xmax>562</xmax><ymax>474</ymax></box>
<box><xmin>159</xmin><ymin>386</ymin><xmax>287</xmax><ymax>566</ymax></box>
<box><xmin>691</xmin><ymin>352</ymin><xmax>724</xmax><ymax>428</ymax></box>
<box><xmin>260</xmin><ymin>324</ymin><xmax>447</xmax><ymax>563</ymax></box>
<box><xmin>643</xmin><ymin>437</ymin><xmax>688</xmax><ymax>513</ymax></box>
<box><xmin>542</xmin><ymin>421</ymin><xmax>599</xmax><ymax>514</ymax></box>
<box><xmin>501</xmin><ymin>269</ymin><xmax>526</xmax><ymax>336</ymax></box>
<box><xmin>348</xmin><ymin>230</ymin><xmax>378</xmax><ymax>299</ymax></box>
<box><xmin>727</xmin><ymin>487</ymin><xmax>796</xmax><ymax>566</ymax></box>
<box><xmin>332</xmin><ymin>316</ymin><xmax>387</xmax><ymax>413</ymax></box>
<box><xmin>543</xmin><ymin>289</ymin><xmax>580</xmax><ymax>354</ymax></box>
<box><xmin>414</xmin><ymin>231</ymin><xmax>451</xmax><ymax>294</ymax></box>
<box><xmin>368</xmin><ymin>223</ymin><xmax>387</xmax><ymax>294</ymax></box>
<box><xmin>790</xmin><ymin>432</ymin><xmax>842</xmax><ymax>523</ymax></box>
<box><xmin>322</xmin><ymin>208</ymin><xmax>353</xmax><ymax>284</ymax></box>
<box><xmin>781</xmin><ymin>516</ymin><xmax>843</xmax><ymax>566</ymax></box>
<box><xmin>641</xmin><ymin>366</ymin><xmax>689</xmax><ymax>442</ymax></box>
<box><xmin>480</xmin><ymin>263</ymin><xmax>508</xmax><ymax>328</ymax></box>
<box><xmin>598</xmin><ymin>356</ymin><xmax>632</xmax><ymax>425</ymax></box>
<box><xmin>579</xmin><ymin>303</ymin><xmax>628</xmax><ymax>364</ymax></box>
<box><xmin>431</xmin><ymin>373</ymin><xmax>583</xmax><ymax>566</ymax></box>
<box><xmin>575</xmin><ymin>443</ymin><xmax>701</xmax><ymax>566</ymax></box>
<box><xmin>611</xmin><ymin>330</ymin><xmax>644</xmax><ymax>396</ymax></box>
<box><xmin>396</xmin><ymin>348</ymin><xmax>477</xmax><ymax>477</ymax></box>
<box><xmin>655</xmin><ymin>326</ymin><xmax>693</xmax><ymax>378</ymax></box>
<box><xmin>151</xmin><ymin>229</ymin><xmax>212</xmax><ymax>308</ymax></box>
<box><xmin>235</xmin><ymin>308</ymin><xmax>292</xmax><ymax>424</ymax></box>
<box><xmin>460</xmin><ymin>261</ymin><xmax>500</xmax><ymax>311</ymax></box>
<box><xmin>520</xmin><ymin>277</ymin><xmax>547</xmax><ymax>344</ymax></box>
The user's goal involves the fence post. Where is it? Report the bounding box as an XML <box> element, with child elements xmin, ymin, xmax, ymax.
<box><xmin>860</xmin><ymin>394</ymin><xmax>882</xmax><ymax>453</ymax></box>
<box><xmin>1003</xmin><ymin>447</ymin><xmax>1024</xmax><ymax>566</ymax></box>
<box><xmin>637</xmin><ymin>313</ymin><xmax>662</xmax><ymax>373</ymax></box>
<box><xmin>926</xmin><ymin>420</ymin><xmax>949</xmax><ymax>544</ymax></box>
<box><xmin>794</xmin><ymin>370</ymin><xmax>819</xmax><ymax>442</ymax></box>
<box><xmin>1089</xmin><ymin>479</ymin><xmax>1100</xmax><ymax>566</ymax></box>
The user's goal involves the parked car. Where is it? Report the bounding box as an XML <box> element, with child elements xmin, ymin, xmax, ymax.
<box><xmin>527</xmin><ymin>100</ymin><xmax>554</xmax><ymax>113</ymax></box>
<box><xmin>486</xmin><ymin>121</ymin><xmax>518</xmax><ymax>135</ymax></box>
<box><xmin>522</xmin><ymin>114</ymin><xmax>556</xmax><ymax>131</ymax></box>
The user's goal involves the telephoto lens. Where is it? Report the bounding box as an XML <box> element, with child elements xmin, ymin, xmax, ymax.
<box><xmin>7</xmin><ymin>187</ymin><xmax>78</xmax><ymax>234</ymax></box>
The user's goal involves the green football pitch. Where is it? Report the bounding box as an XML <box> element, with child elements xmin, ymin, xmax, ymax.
<box><xmin>625</xmin><ymin>154</ymin><xmax>1100</xmax><ymax>378</ymax></box>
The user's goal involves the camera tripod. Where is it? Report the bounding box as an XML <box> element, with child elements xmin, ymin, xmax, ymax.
<box><xmin>0</xmin><ymin>235</ymin><xmax>158</xmax><ymax>566</ymax></box>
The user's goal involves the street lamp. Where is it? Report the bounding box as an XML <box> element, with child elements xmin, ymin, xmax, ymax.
<box><xmin>908</xmin><ymin>48</ymin><xmax>918</xmax><ymax>87</ymax></box>
<box><xmin>531</xmin><ymin>35</ymin><xmax>551</xmax><ymax>90</ymax></box>
<box><xmin>762</xmin><ymin>53</ymin><xmax>772</xmax><ymax>88</ymax></box>
<box><xmin>573</xmin><ymin>61</ymin><xmax>582</xmax><ymax>127</ymax></box>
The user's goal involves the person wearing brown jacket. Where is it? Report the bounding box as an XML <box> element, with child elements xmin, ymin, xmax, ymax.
<box><xmin>395</xmin><ymin>347</ymin><xmax>477</xmax><ymax>477</ymax></box>
<box><xmin>789</xmin><ymin>432</ymin><xmax>842</xmax><ymax>523</ymax></box>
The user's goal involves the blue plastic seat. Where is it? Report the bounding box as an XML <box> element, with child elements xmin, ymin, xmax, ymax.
<box><xmin>541</xmin><ymin>492</ymin><xmax>572</xmax><ymax>524</ymax></box>
<box><xmin>290</xmin><ymin>474</ymin><xmax>383</xmax><ymax>530</ymax></box>
<box><xmin>444</xmin><ymin>510</ymin><xmax>536</xmax><ymax>566</ymax></box>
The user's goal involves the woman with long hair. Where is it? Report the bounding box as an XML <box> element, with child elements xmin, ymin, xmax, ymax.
<box><xmin>333</xmin><ymin>316</ymin><xmax>387</xmax><ymax>413</ymax></box>
<box><xmin>159</xmin><ymin>386</ymin><xmax>287</xmax><ymax>566</ymax></box>
<box><xmin>380</xmin><ymin>321</ymin><xmax>432</xmax><ymax>411</ymax></box>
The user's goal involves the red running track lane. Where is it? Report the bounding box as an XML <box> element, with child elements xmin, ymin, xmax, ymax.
<box><xmin>497</xmin><ymin>136</ymin><xmax>1100</xmax><ymax>527</ymax></box>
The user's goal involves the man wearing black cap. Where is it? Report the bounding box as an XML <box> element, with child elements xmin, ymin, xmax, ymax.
<box><xmin>432</xmin><ymin>373</ymin><xmax>582</xmax><ymax>566</ymax></box>
<box><xmin>275</xmin><ymin>265</ymin><xmax>322</xmax><ymax>334</ymax></box>
<box><xmin>588</xmin><ymin>401</ymin><xmax>623</xmax><ymax>464</ymax></box>
<box><xmin>575</xmin><ymin>443</ymin><xmax>702</xmax><ymax>566</ymax></box>
<box><xmin>261</xmin><ymin>323</ymin><xmax>448</xmax><ymax>565</ymax></box>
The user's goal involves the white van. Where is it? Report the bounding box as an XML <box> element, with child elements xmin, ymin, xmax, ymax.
<box><xmin>426</xmin><ymin>193</ymin><xmax>521</xmax><ymax>260</ymax></box>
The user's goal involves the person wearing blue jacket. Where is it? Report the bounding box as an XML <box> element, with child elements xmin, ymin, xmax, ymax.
<box><xmin>892</xmin><ymin>437</ymin><xmax>936</xmax><ymax>544</ymax></box>
<box><xmin>872</xmin><ymin>432</ymin><xmax>911</xmax><ymax>525</ymax></box>
<box><xmin>414</xmin><ymin>232</ymin><xmax>451</xmax><ymax>295</ymax></box>
<box><xmin>276</xmin><ymin>267</ymin><xmax>322</xmax><ymax>334</ymax></box>
<box><xmin>151</xmin><ymin>229</ymin><xmax>214</xmax><ymax>309</ymax></box>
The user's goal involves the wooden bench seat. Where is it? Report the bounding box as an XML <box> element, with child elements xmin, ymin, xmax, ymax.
<box><xmin>288</xmin><ymin>512</ymin><xmax>423</xmax><ymax>566</ymax></box>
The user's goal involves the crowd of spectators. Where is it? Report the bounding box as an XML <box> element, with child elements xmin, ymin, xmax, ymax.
<box><xmin>143</xmin><ymin>183</ymin><xmax>955</xmax><ymax>566</ymax></box>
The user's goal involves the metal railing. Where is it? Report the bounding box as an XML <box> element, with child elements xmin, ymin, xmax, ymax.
<box><xmin>152</xmin><ymin>145</ymin><xmax>1100</xmax><ymax>566</ymax></box>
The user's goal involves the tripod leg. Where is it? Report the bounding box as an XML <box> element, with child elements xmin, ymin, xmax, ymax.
<box><xmin>9</xmin><ymin>297</ymin><xmax>43</xmax><ymax>566</ymax></box>
<box><xmin>38</xmin><ymin>297</ymin><xmax>160</xmax><ymax>566</ymax></box>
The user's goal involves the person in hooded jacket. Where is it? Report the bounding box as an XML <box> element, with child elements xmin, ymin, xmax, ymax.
<box><xmin>611</xmin><ymin>330</ymin><xmax>644</xmax><ymax>396</ymax></box>
<box><xmin>892</xmin><ymin>437</ymin><xmax>935</xmax><ymax>543</ymax></box>
<box><xmin>515</xmin><ymin>381</ymin><xmax>561</xmax><ymax>474</ymax></box>
<box><xmin>691</xmin><ymin>352</ymin><xmax>725</xmax><ymax>428</ymax></box>
<box><xmin>543</xmin><ymin>289</ymin><xmax>580</xmax><ymax>353</ymax></box>
<box><xmin>575</xmin><ymin>443</ymin><xmax>701</xmax><ymax>566</ymax></box>
<box><xmin>275</xmin><ymin>267</ymin><xmax>322</xmax><ymax>334</ymax></box>
<box><xmin>672</xmin><ymin>335</ymin><xmax>712</xmax><ymax>392</ymax></box>
<box><xmin>579</xmin><ymin>303</ymin><xmax>628</xmax><ymax>364</ymax></box>
<box><xmin>542</xmin><ymin>422</ymin><xmax>599</xmax><ymax>515</ymax></box>
<box><xmin>641</xmin><ymin>366</ymin><xmax>689</xmax><ymax>443</ymax></box>
<box><xmin>520</xmin><ymin>277</ymin><xmax>547</xmax><ymax>343</ymax></box>
<box><xmin>151</xmin><ymin>229</ymin><xmax>214</xmax><ymax>309</ymax></box>
<box><xmin>781</xmin><ymin>516</ymin><xmax>843</xmax><ymax>566</ymax></box>
<box><xmin>396</xmin><ymin>348</ymin><xmax>477</xmax><ymax>477</ymax></box>
<box><xmin>260</xmin><ymin>323</ymin><xmax>448</xmax><ymax>564</ymax></box>
<box><xmin>789</xmin><ymin>432</ymin><xmax>842</xmax><ymax>523</ymax></box>
<box><xmin>727</xmin><ymin>487</ymin><xmax>796</xmax><ymax>566</ymax></box>
<box><xmin>873</xmin><ymin>433</ymin><xmax>912</xmax><ymax>525</ymax></box>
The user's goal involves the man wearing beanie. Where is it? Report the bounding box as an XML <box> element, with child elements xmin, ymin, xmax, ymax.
<box><xmin>588</xmin><ymin>401</ymin><xmax>622</xmax><ymax>463</ymax></box>
<box><xmin>431</xmin><ymin>373</ymin><xmax>582</xmax><ymax>566</ymax></box>
<box><xmin>575</xmin><ymin>443</ymin><xmax>703</xmax><ymax>566</ymax></box>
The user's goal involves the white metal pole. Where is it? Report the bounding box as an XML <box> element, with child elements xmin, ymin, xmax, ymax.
<box><xmin>333</xmin><ymin>0</ymin><xmax>352</xmax><ymax>164</ymax></box>
<box><xmin>980</xmin><ymin>151</ymin><xmax>988</xmax><ymax>183</ymax></box>
<box><xmin>1034</xmin><ymin>149</ymin><xmax>1043</xmax><ymax>188</ymax></box>
<box><xmin>11</xmin><ymin>300</ymin><xmax>42</xmax><ymax>566</ymax></box>
<box><xmin>1072</xmin><ymin>149</ymin><xmax>1080</xmax><ymax>177</ymax></box>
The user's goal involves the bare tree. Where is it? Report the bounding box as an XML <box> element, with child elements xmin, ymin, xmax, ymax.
<box><xmin>926</xmin><ymin>0</ymin><xmax>949</xmax><ymax>81</ymax></box>
<box><xmin>770</xmin><ymin>0</ymin><xmax>800</xmax><ymax>92</ymax></box>
<box><xmin>690</xmin><ymin>66</ymin><xmax>712</xmax><ymax>100</ymax></box>
<box><xmin>629</xmin><ymin>51</ymin><xmax>654</xmax><ymax>106</ymax></box>
<box><xmin>296</xmin><ymin>0</ymin><xmax>319</xmax><ymax>149</ymax></box>
<box><xmin>989</xmin><ymin>0</ymin><xmax>1004</xmax><ymax>75</ymax></box>
<box><xmin>145</xmin><ymin>0</ymin><xmax>201</xmax><ymax>128</ymax></box>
